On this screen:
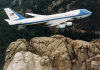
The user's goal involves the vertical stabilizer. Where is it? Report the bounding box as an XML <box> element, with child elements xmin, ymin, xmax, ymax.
<box><xmin>4</xmin><ymin>8</ymin><xmax>25</xmax><ymax>20</ymax></box>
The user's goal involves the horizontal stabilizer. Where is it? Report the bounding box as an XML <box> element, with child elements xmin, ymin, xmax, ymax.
<box><xmin>5</xmin><ymin>19</ymin><xmax>21</xmax><ymax>25</ymax></box>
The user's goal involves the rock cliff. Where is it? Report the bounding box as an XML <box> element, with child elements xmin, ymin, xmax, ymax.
<box><xmin>4</xmin><ymin>35</ymin><xmax>100</xmax><ymax>70</ymax></box>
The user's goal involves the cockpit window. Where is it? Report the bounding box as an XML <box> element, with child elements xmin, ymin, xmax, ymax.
<box><xmin>85</xmin><ymin>9</ymin><xmax>88</xmax><ymax>11</ymax></box>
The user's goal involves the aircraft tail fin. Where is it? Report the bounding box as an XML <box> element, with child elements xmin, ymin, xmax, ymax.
<box><xmin>4</xmin><ymin>8</ymin><xmax>25</xmax><ymax>20</ymax></box>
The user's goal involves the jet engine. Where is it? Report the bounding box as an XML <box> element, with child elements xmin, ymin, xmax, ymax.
<box><xmin>56</xmin><ymin>25</ymin><xmax>65</xmax><ymax>29</ymax></box>
<box><xmin>66</xmin><ymin>22</ymin><xmax>72</xmax><ymax>26</ymax></box>
<box><xmin>59</xmin><ymin>25</ymin><xmax>66</xmax><ymax>29</ymax></box>
<box><xmin>56</xmin><ymin>22</ymin><xmax>73</xmax><ymax>29</ymax></box>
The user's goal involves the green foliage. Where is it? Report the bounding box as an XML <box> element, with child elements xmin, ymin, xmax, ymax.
<box><xmin>0</xmin><ymin>0</ymin><xmax>13</xmax><ymax>8</ymax></box>
<box><xmin>11</xmin><ymin>0</ymin><xmax>54</xmax><ymax>14</ymax></box>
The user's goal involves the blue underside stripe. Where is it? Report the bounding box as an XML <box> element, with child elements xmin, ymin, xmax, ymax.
<box><xmin>18</xmin><ymin>16</ymin><xmax>72</xmax><ymax>25</ymax></box>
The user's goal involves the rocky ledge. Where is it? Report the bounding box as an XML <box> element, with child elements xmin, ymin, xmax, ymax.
<box><xmin>4</xmin><ymin>35</ymin><xmax>100</xmax><ymax>70</ymax></box>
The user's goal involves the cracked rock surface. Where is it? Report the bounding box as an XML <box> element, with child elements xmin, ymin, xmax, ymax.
<box><xmin>4</xmin><ymin>35</ymin><xmax>100</xmax><ymax>70</ymax></box>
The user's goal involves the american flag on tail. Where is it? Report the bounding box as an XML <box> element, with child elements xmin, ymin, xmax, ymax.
<box><xmin>10</xmin><ymin>13</ymin><xmax>14</xmax><ymax>16</ymax></box>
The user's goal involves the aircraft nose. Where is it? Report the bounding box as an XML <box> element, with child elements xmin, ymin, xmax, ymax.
<box><xmin>86</xmin><ymin>10</ymin><xmax>92</xmax><ymax>14</ymax></box>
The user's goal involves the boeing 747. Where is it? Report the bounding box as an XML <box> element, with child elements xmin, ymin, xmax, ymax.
<box><xmin>4</xmin><ymin>8</ymin><xmax>92</xmax><ymax>28</ymax></box>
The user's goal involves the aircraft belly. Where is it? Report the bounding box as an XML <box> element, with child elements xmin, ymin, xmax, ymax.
<box><xmin>22</xmin><ymin>21</ymin><xmax>47</xmax><ymax>26</ymax></box>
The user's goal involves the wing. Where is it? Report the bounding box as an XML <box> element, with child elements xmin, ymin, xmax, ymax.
<box><xmin>46</xmin><ymin>18</ymin><xmax>73</xmax><ymax>26</ymax></box>
<box><xmin>26</xmin><ymin>13</ymin><xmax>46</xmax><ymax>17</ymax></box>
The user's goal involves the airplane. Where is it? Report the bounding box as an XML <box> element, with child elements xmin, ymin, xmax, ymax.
<box><xmin>4</xmin><ymin>8</ymin><xmax>92</xmax><ymax>29</ymax></box>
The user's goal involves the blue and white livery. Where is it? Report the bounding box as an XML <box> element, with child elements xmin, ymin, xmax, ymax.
<box><xmin>4</xmin><ymin>8</ymin><xmax>92</xmax><ymax>29</ymax></box>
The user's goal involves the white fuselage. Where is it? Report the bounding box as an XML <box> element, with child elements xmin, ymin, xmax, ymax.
<box><xmin>13</xmin><ymin>10</ymin><xmax>81</xmax><ymax>25</ymax></box>
<box><xmin>4</xmin><ymin>8</ymin><xmax>92</xmax><ymax>26</ymax></box>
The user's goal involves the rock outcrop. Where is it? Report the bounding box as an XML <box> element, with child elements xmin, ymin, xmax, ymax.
<box><xmin>11</xmin><ymin>0</ymin><xmax>22</xmax><ymax>6</ymax></box>
<box><xmin>44</xmin><ymin>0</ymin><xmax>64</xmax><ymax>13</ymax></box>
<box><xmin>91</xmin><ymin>38</ymin><xmax>100</xmax><ymax>44</ymax></box>
<box><xmin>58</xmin><ymin>7</ymin><xmax>64</xmax><ymax>13</ymax></box>
<box><xmin>4</xmin><ymin>35</ymin><xmax>100</xmax><ymax>70</ymax></box>
<box><xmin>66</xmin><ymin>1</ymin><xmax>75</xmax><ymax>11</ymax></box>
<box><xmin>43</xmin><ymin>0</ymin><xmax>76</xmax><ymax>13</ymax></box>
<box><xmin>17</xmin><ymin>25</ymin><xmax>26</xmax><ymax>30</ymax></box>
<box><xmin>4</xmin><ymin>39</ymin><xmax>28</xmax><ymax>70</ymax></box>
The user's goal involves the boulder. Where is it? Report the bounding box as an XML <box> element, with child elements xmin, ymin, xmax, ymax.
<box><xmin>7</xmin><ymin>51</ymin><xmax>42</xmax><ymax>70</ymax></box>
<box><xmin>4</xmin><ymin>39</ymin><xmax>28</xmax><ymax>70</ymax></box>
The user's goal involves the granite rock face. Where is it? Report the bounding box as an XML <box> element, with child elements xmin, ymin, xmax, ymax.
<box><xmin>4</xmin><ymin>35</ymin><xmax>100</xmax><ymax>70</ymax></box>
<box><xmin>7</xmin><ymin>51</ymin><xmax>42</xmax><ymax>70</ymax></box>
<box><xmin>4</xmin><ymin>39</ymin><xmax>28</xmax><ymax>70</ymax></box>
